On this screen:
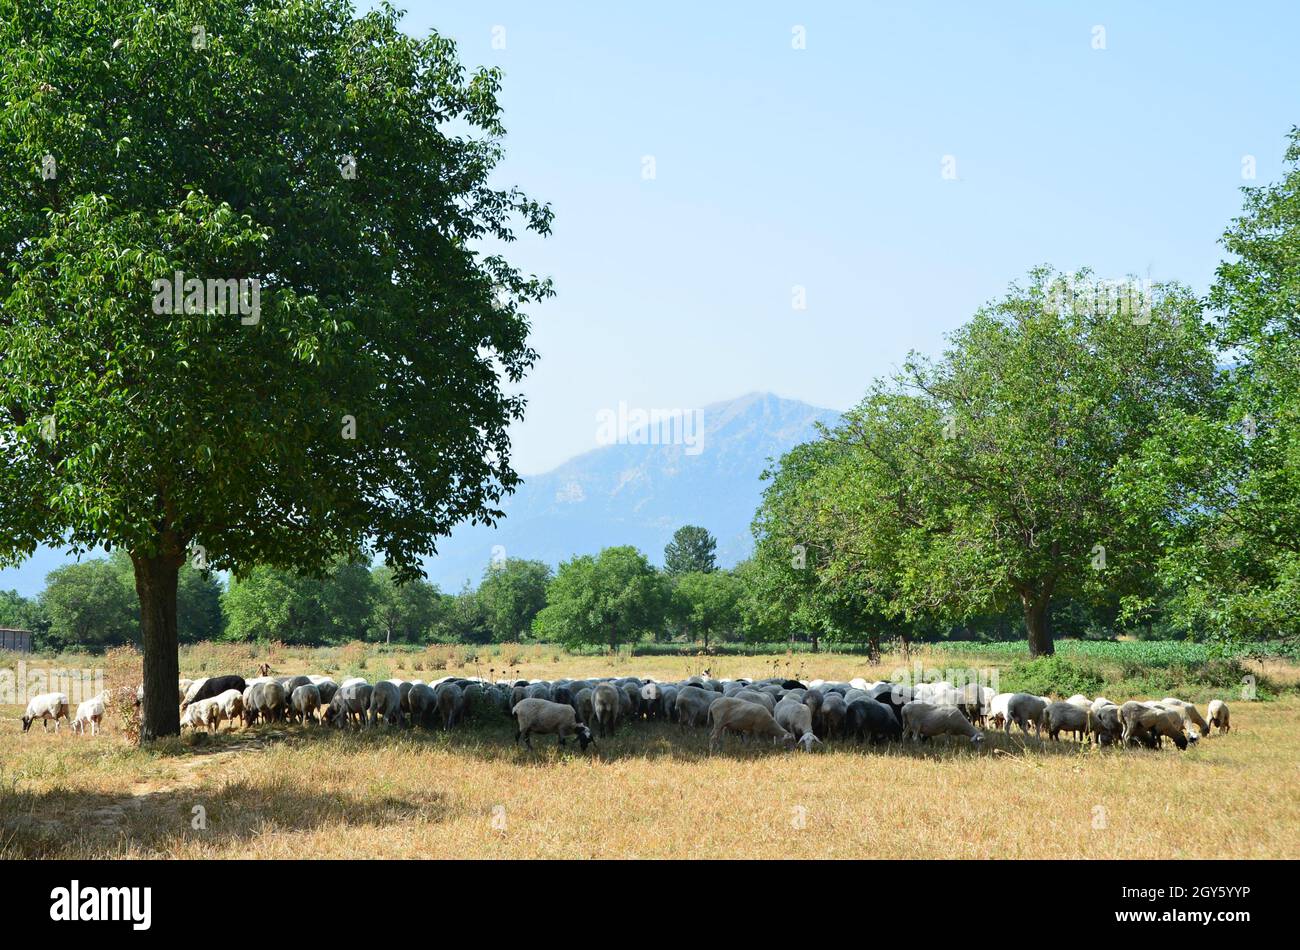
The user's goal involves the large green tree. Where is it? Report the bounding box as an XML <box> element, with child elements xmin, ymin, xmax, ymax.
<box><xmin>669</xmin><ymin>569</ymin><xmax>741</xmax><ymax>650</ymax></box>
<box><xmin>369</xmin><ymin>566</ymin><xmax>442</xmax><ymax>644</ymax></box>
<box><xmin>1118</xmin><ymin>131</ymin><xmax>1300</xmax><ymax>643</ymax></box>
<box><xmin>0</xmin><ymin>1</ymin><xmax>550</xmax><ymax>738</ymax></box>
<box><xmin>533</xmin><ymin>546</ymin><xmax>667</xmax><ymax>650</ymax></box>
<box><xmin>477</xmin><ymin>557</ymin><xmax>550</xmax><ymax>642</ymax></box>
<box><xmin>755</xmin><ymin>269</ymin><xmax>1216</xmax><ymax>656</ymax></box>
<box><xmin>663</xmin><ymin>525</ymin><xmax>717</xmax><ymax>576</ymax></box>
<box><xmin>222</xmin><ymin>559</ymin><xmax>375</xmax><ymax>644</ymax></box>
<box><xmin>38</xmin><ymin>558</ymin><xmax>138</xmax><ymax>650</ymax></box>
<box><xmin>0</xmin><ymin>589</ymin><xmax>47</xmax><ymax>642</ymax></box>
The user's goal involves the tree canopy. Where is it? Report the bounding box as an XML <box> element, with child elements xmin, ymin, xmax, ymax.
<box><xmin>663</xmin><ymin>525</ymin><xmax>717</xmax><ymax>576</ymax></box>
<box><xmin>753</xmin><ymin>269</ymin><xmax>1217</xmax><ymax>655</ymax></box>
<box><xmin>0</xmin><ymin>1</ymin><xmax>550</xmax><ymax>737</ymax></box>
<box><xmin>533</xmin><ymin>546</ymin><xmax>667</xmax><ymax>650</ymax></box>
<box><xmin>1116</xmin><ymin>129</ymin><xmax>1300</xmax><ymax>644</ymax></box>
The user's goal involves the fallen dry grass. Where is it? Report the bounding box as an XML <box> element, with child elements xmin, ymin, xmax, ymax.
<box><xmin>2</xmin><ymin>648</ymin><xmax>1298</xmax><ymax>859</ymax></box>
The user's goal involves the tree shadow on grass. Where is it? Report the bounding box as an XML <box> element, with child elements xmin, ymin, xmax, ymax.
<box><xmin>0</xmin><ymin>772</ymin><xmax>460</xmax><ymax>859</ymax></box>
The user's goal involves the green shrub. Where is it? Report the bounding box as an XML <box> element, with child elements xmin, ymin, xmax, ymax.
<box><xmin>1000</xmin><ymin>656</ymin><xmax>1106</xmax><ymax>697</ymax></box>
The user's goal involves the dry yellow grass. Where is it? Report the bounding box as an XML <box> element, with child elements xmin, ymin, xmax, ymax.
<box><xmin>2</xmin><ymin>647</ymin><xmax>1298</xmax><ymax>859</ymax></box>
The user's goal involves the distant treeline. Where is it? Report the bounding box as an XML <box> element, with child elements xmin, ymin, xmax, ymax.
<box><xmin>0</xmin><ymin>525</ymin><xmax>1207</xmax><ymax>654</ymax></box>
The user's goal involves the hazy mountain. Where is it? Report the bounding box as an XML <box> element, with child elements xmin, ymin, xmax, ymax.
<box><xmin>424</xmin><ymin>392</ymin><xmax>841</xmax><ymax>591</ymax></box>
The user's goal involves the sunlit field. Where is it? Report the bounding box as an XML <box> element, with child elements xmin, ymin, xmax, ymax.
<box><xmin>2</xmin><ymin>642</ymin><xmax>1298</xmax><ymax>859</ymax></box>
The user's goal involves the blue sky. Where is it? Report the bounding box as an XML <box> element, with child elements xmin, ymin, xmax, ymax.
<box><xmin>380</xmin><ymin>0</ymin><xmax>1296</xmax><ymax>474</ymax></box>
<box><xmin>2</xmin><ymin>1</ymin><xmax>1297</xmax><ymax>595</ymax></box>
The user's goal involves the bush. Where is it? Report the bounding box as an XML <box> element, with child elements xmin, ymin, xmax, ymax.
<box><xmin>1000</xmin><ymin>656</ymin><xmax>1106</xmax><ymax>697</ymax></box>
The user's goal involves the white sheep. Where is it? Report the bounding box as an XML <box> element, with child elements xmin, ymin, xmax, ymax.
<box><xmin>180</xmin><ymin>697</ymin><xmax>222</xmax><ymax>732</ymax></box>
<box><xmin>181</xmin><ymin>677</ymin><xmax>210</xmax><ymax>707</ymax></box>
<box><xmin>987</xmin><ymin>692</ymin><xmax>1015</xmax><ymax>730</ymax></box>
<box><xmin>71</xmin><ymin>694</ymin><xmax>107</xmax><ymax>736</ymax></box>
<box><xmin>214</xmin><ymin>688</ymin><xmax>245</xmax><ymax>729</ymax></box>
<box><xmin>22</xmin><ymin>692</ymin><xmax>70</xmax><ymax>733</ymax></box>
<box><xmin>1207</xmin><ymin>699</ymin><xmax>1231</xmax><ymax>734</ymax></box>
<box><xmin>1161</xmin><ymin>697</ymin><xmax>1210</xmax><ymax>737</ymax></box>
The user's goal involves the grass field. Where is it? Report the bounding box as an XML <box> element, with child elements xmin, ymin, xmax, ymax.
<box><xmin>2</xmin><ymin>642</ymin><xmax>1299</xmax><ymax>859</ymax></box>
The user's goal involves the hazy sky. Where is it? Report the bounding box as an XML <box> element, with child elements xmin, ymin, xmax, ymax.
<box><xmin>382</xmin><ymin>0</ymin><xmax>1299</xmax><ymax>474</ymax></box>
<box><xmin>2</xmin><ymin>2</ymin><xmax>1297</xmax><ymax>595</ymax></box>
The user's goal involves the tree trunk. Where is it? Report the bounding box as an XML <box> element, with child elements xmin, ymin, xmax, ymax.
<box><xmin>811</xmin><ymin>633</ymin><xmax>820</xmax><ymax>654</ymax></box>
<box><xmin>1022</xmin><ymin>592</ymin><xmax>1054</xmax><ymax>657</ymax></box>
<box><xmin>133</xmin><ymin>551</ymin><xmax>182</xmax><ymax>742</ymax></box>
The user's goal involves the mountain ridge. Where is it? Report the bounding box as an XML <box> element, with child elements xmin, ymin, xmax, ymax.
<box><xmin>423</xmin><ymin>391</ymin><xmax>841</xmax><ymax>590</ymax></box>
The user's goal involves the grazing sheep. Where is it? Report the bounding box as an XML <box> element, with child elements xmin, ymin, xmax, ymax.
<box><xmin>986</xmin><ymin>692</ymin><xmax>1015</xmax><ymax>731</ymax></box>
<box><xmin>407</xmin><ymin>683</ymin><xmax>437</xmax><ymax>728</ymax></box>
<box><xmin>674</xmin><ymin>685</ymin><xmax>714</xmax><ymax>730</ymax></box>
<box><xmin>955</xmin><ymin>683</ymin><xmax>987</xmax><ymax>725</ymax></box>
<box><xmin>340</xmin><ymin>677</ymin><xmax>368</xmax><ymax>689</ymax></box>
<box><xmin>325</xmin><ymin>682</ymin><xmax>372</xmax><ymax>728</ymax></box>
<box><xmin>1119</xmin><ymin>701</ymin><xmax>1189</xmax><ymax>750</ymax></box>
<box><xmin>575</xmin><ymin>687</ymin><xmax>595</xmax><ymax>726</ymax></box>
<box><xmin>1043</xmin><ymin>701</ymin><xmax>1089</xmax><ymax>742</ymax></box>
<box><xmin>732</xmin><ymin>688</ymin><xmax>776</xmax><ymax>713</ymax></box>
<box><xmin>181</xmin><ymin>697</ymin><xmax>222</xmax><ymax>732</ymax></box>
<box><xmin>308</xmin><ymin>677</ymin><xmax>338</xmax><ymax>705</ymax></box>
<box><xmin>291</xmin><ymin>684</ymin><xmax>322</xmax><ymax>724</ymax></box>
<box><xmin>1087</xmin><ymin>702</ymin><xmax>1124</xmax><ymax>746</ymax></box>
<box><xmin>214</xmin><ymin>688</ymin><xmax>245</xmax><ymax>730</ymax></box>
<box><xmin>249</xmin><ymin>681</ymin><xmax>288</xmax><ymax>723</ymax></box>
<box><xmin>1065</xmin><ymin>694</ymin><xmax>1092</xmax><ymax>710</ymax></box>
<box><xmin>816</xmin><ymin>692</ymin><xmax>848</xmax><ymax>740</ymax></box>
<box><xmin>1160</xmin><ymin>698</ymin><xmax>1211</xmax><ymax>737</ymax></box>
<box><xmin>660</xmin><ymin>684</ymin><xmax>679</xmax><ymax>721</ymax></box>
<box><xmin>241</xmin><ymin>686</ymin><xmax>259</xmax><ymax>726</ymax></box>
<box><xmin>21</xmin><ymin>692</ymin><xmax>69</xmax><ymax>733</ymax></box>
<box><xmin>278</xmin><ymin>675</ymin><xmax>312</xmax><ymax>701</ymax></box>
<box><xmin>181</xmin><ymin>677</ymin><xmax>210</xmax><ymax>706</ymax></box>
<box><xmin>1005</xmin><ymin>693</ymin><xmax>1048</xmax><ymax>738</ymax></box>
<box><xmin>366</xmin><ymin>680</ymin><xmax>401</xmax><ymax>728</ymax></box>
<box><xmin>618</xmin><ymin>684</ymin><xmax>638</xmax><ymax>721</ymax></box>
<box><xmin>846</xmin><ymin>698</ymin><xmax>902</xmax><ymax>744</ymax></box>
<box><xmin>512</xmin><ymin>698</ymin><xmax>595</xmax><ymax>751</ymax></box>
<box><xmin>552</xmin><ymin>684</ymin><xmax>576</xmax><ymax>710</ymax></box>
<box><xmin>434</xmin><ymin>682</ymin><xmax>465</xmax><ymax>730</ymax></box>
<box><xmin>71</xmin><ymin>694</ymin><xmax>106</xmax><ymax>735</ymax></box>
<box><xmin>1207</xmin><ymin>699</ymin><xmax>1231</xmax><ymax>734</ymax></box>
<box><xmin>867</xmin><ymin>683</ymin><xmax>909</xmax><ymax>726</ymax></box>
<box><xmin>592</xmin><ymin>683</ymin><xmax>621</xmax><ymax>737</ymax></box>
<box><xmin>801</xmin><ymin>688</ymin><xmax>824</xmax><ymax>723</ymax></box>
<box><xmin>640</xmin><ymin>682</ymin><xmax>662</xmax><ymax>719</ymax></box>
<box><xmin>773</xmin><ymin>697</ymin><xmax>821</xmax><ymax>751</ymax></box>
<box><xmin>708</xmin><ymin>697</ymin><xmax>795</xmax><ymax>752</ymax></box>
<box><xmin>184</xmin><ymin>675</ymin><xmax>247</xmax><ymax>710</ymax></box>
<box><xmin>901</xmin><ymin>702</ymin><xmax>984</xmax><ymax>746</ymax></box>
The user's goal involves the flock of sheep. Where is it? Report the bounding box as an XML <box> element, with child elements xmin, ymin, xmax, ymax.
<box><xmin>17</xmin><ymin>670</ymin><xmax>1233</xmax><ymax>755</ymax></box>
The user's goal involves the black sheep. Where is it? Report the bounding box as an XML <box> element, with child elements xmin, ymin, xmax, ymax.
<box><xmin>185</xmin><ymin>674</ymin><xmax>247</xmax><ymax>707</ymax></box>
<box><xmin>846</xmin><ymin>698</ymin><xmax>902</xmax><ymax>744</ymax></box>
